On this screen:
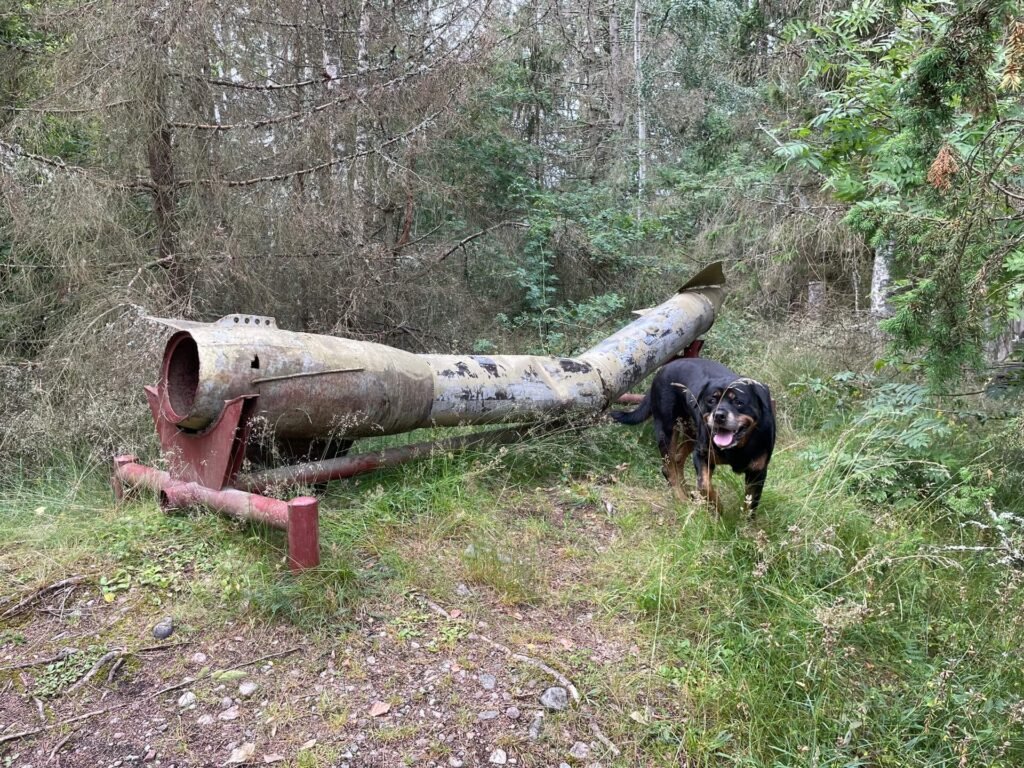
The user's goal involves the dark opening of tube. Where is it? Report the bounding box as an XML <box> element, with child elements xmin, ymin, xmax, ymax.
<box><xmin>164</xmin><ymin>333</ymin><xmax>199</xmax><ymax>422</ymax></box>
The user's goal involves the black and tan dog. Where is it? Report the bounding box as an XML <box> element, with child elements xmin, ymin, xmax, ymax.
<box><xmin>612</xmin><ymin>358</ymin><xmax>776</xmax><ymax>515</ymax></box>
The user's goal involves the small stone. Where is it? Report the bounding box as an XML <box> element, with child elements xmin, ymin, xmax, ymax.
<box><xmin>448</xmin><ymin>758</ymin><xmax>464</xmax><ymax>768</ymax></box>
<box><xmin>560</xmin><ymin>764</ymin><xmax>571</xmax><ymax>768</ymax></box>
<box><xmin>478</xmin><ymin>673</ymin><xmax>496</xmax><ymax>690</ymax></box>
<box><xmin>177</xmin><ymin>691</ymin><xmax>196</xmax><ymax>709</ymax></box>
<box><xmin>489</xmin><ymin>748</ymin><xmax>507</xmax><ymax>765</ymax></box>
<box><xmin>505</xmin><ymin>706</ymin><xmax>520</xmax><ymax>720</ymax></box>
<box><xmin>221</xmin><ymin>697</ymin><xmax>235</xmax><ymax>710</ymax></box>
<box><xmin>219</xmin><ymin>706</ymin><xmax>240</xmax><ymax>721</ymax></box>
<box><xmin>456</xmin><ymin>583</ymin><xmax>472</xmax><ymax>597</ymax></box>
<box><xmin>153</xmin><ymin>617</ymin><xmax>174</xmax><ymax>640</ymax></box>
<box><xmin>144</xmin><ymin>750</ymin><xmax>156</xmax><ymax>762</ymax></box>
<box><xmin>528</xmin><ymin>712</ymin><xmax>544</xmax><ymax>740</ymax></box>
<box><xmin>196</xmin><ymin>714</ymin><xmax>215</xmax><ymax>727</ymax></box>
<box><xmin>238</xmin><ymin>681</ymin><xmax>259</xmax><ymax>698</ymax></box>
<box><xmin>569</xmin><ymin>741</ymin><xmax>590</xmax><ymax>760</ymax></box>
<box><xmin>189</xmin><ymin>652</ymin><xmax>208</xmax><ymax>665</ymax></box>
<box><xmin>225</xmin><ymin>742</ymin><xmax>255</xmax><ymax>765</ymax></box>
<box><xmin>540</xmin><ymin>686</ymin><xmax>569</xmax><ymax>711</ymax></box>
<box><xmin>478</xmin><ymin>710</ymin><xmax>499</xmax><ymax>721</ymax></box>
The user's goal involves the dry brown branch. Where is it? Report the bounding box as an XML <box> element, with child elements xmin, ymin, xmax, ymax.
<box><xmin>0</xmin><ymin>140</ymin><xmax>151</xmax><ymax>191</ymax></box>
<box><xmin>0</xmin><ymin>646</ymin><xmax>302</xmax><ymax>746</ymax></box>
<box><xmin>0</xmin><ymin>141</ymin><xmax>91</xmax><ymax>177</ymax></box>
<box><xmin>106</xmin><ymin>656</ymin><xmax>125</xmax><ymax>683</ymax></box>
<box><xmin>170</xmin><ymin>93</ymin><xmax>354</xmax><ymax>131</ymax></box>
<box><xmin>0</xmin><ymin>648</ymin><xmax>80</xmax><ymax>674</ymax></box>
<box><xmin>5</xmin><ymin>100</ymin><xmax>134</xmax><ymax>114</ymax></box>
<box><xmin>64</xmin><ymin>649</ymin><xmax>125</xmax><ymax>695</ymax></box>
<box><xmin>48</xmin><ymin>727</ymin><xmax>78</xmax><ymax>761</ymax></box>
<box><xmin>0</xmin><ymin>575</ymin><xmax>91</xmax><ymax>620</ymax></box>
<box><xmin>181</xmin><ymin>61</ymin><xmax>391</xmax><ymax>91</ymax></box>
<box><xmin>183</xmin><ymin>99</ymin><xmax>452</xmax><ymax>187</ymax></box>
<box><xmin>431</xmin><ymin>221</ymin><xmax>530</xmax><ymax>264</ymax></box>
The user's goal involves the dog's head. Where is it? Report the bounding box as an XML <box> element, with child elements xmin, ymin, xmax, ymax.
<box><xmin>700</xmin><ymin>378</ymin><xmax>773</xmax><ymax>451</ymax></box>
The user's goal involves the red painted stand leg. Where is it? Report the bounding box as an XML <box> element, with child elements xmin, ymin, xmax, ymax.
<box><xmin>113</xmin><ymin>456</ymin><xmax>322</xmax><ymax>573</ymax></box>
<box><xmin>286</xmin><ymin>496</ymin><xmax>320</xmax><ymax>572</ymax></box>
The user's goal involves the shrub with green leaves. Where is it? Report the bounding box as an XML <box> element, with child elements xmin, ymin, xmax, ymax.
<box><xmin>780</xmin><ymin>0</ymin><xmax>1024</xmax><ymax>385</ymax></box>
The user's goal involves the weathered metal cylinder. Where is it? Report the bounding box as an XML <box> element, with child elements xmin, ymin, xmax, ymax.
<box><xmin>154</xmin><ymin>263</ymin><xmax>725</xmax><ymax>440</ymax></box>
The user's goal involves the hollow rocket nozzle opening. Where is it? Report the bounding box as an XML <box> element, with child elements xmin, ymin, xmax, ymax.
<box><xmin>163</xmin><ymin>333</ymin><xmax>200</xmax><ymax>423</ymax></box>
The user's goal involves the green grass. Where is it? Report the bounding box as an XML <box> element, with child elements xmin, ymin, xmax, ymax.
<box><xmin>2</xmin><ymin>337</ymin><xmax>1022</xmax><ymax>767</ymax></box>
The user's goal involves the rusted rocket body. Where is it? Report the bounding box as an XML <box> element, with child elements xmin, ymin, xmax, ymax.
<box><xmin>115</xmin><ymin>262</ymin><xmax>726</xmax><ymax>572</ymax></box>
<box><xmin>156</xmin><ymin>262</ymin><xmax>725</xmax><ymax>440</ymax></box>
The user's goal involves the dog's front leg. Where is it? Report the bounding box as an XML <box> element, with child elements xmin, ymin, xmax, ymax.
<box><xmin>743</xmin><ymin>469</ymin><xmax>768</xmax><ymax>517</ymax></box>
<box><xmin>693</xmin><ymin>452</ymin><xmax>721</xmax><ymax>516</ymax></box>
<box><xmin>664</xmin><ymin>429</ymin><xmax>693</xmax><ymax>502</ymax></box>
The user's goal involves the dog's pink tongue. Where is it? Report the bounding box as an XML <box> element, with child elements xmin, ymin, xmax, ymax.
<box><xmin>713</xmin><ymin>431</ymin><xmax>734</xmax><ymax>448</ymax></box>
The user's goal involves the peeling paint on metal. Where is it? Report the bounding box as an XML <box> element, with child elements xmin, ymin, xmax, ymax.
<box><xmin>151</xmin><ymin>266</ymin><xmax>725</xmax><ymax>442</ymax></box>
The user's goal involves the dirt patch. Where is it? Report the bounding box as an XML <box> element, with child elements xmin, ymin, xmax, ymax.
<box><xmin>1</xmin><ymin>579</ymin><xmax>623</xmax><ymax>767</ymax></box>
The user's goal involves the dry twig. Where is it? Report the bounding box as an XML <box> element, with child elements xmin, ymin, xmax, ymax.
<box><xmin>65</xmin><ymin>649</ymin><xmax>125</xmax><ymax>695</ymax></box>
<box><xmin>0</xmin><ymin>576</ymin><xmax>91</xmax><ymax>621</ymax></box>
<box><xmin>0</xmin><ymin>646</ymin><xmax>302</xmax><ymax>746</ymax></box>
<box><xmin>48</xmin><ymin>727</ymin><xmax>78</xmax><ymax>761</ymax></box>
<box><xmin>416</xmin><ymin>595</ymin><xmax>621</xmax><ymax>757</ymax></box>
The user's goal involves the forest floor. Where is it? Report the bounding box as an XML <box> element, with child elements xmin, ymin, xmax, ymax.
<box><xmin>2</xmin><ymin>333</ymin><xmax>1023</xmax><ymax>767</ymax></box>
<box><xmin>1</xmin><ymin>464</ymin><xmax>654</xmax><ymax>768</ymax></box>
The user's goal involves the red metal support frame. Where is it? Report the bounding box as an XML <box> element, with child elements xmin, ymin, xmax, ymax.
<box><xmin>113</xmin><ymin>455</ymin><xmax>320</xmax><ymax>572</ymax></box>
<box><xmin>144</xmin><ymin>386</ymin><xmax>256</xmax><ymax>490</ymax></box>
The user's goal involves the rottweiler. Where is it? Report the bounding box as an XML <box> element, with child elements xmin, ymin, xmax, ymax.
<box><xmin>611</xmin><ymin>358</ymin><xmax>776</xmax><ymax>515</ymax></box>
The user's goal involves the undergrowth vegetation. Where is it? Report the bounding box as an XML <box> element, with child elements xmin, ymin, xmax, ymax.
<box><xmin>3</xmin><ymin>321</ymin><xmax>1021</xmax><ymax>766</ymax></box>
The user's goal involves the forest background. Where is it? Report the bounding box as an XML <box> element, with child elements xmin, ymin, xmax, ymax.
<box><xmin>2</xmin><ymin>0</ymin><xmax>1021</xmax><ymax>463</ymax></box>
<box><xmin>2</xmin><ymin>3</ymin><xmax>1024</xmax><ymax>766</ymax></box>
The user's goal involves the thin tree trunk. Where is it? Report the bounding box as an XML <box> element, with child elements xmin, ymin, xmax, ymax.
<box><xmin>144</xmin><ymin>66</ymin><xmax>182</xmax><ymax>295</ymax></box>
<box><xmin>608</xmin><ymin>0</ymin><xmax>623</xmax><ymax>131</ymax></box>
<box><xmin>633</xmin><ymin>0</ymin><xmax>645</xmax><ymax>212</ymax></box>
<box><xmin>352</xmin><ymin>0</ymin><xmax>371</xmax><ymax>243</ymax></box>
<box><xmin>870</xmin><ymin>242</ymin><xmax>893</xmax><ymax>319</ymax></box>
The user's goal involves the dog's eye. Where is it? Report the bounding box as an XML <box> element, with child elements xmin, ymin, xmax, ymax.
<box><xmin>735</xmin><ymin>400</ymin><xmax>744</xmax><ymax>408</ymax></box>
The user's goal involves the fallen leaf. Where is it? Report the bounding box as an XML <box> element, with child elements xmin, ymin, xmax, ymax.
<box><xmin>369</xmin><ymin>701</ymin><xmax>391</xmax><ymax>717</ymax></box>
<box><xmin>262</xmin><ymin>755</ymin><xmax>285</xmax><ymax>764</ymax></box>
<box><xmin>225</xmin><ymin>742</ymin><xmax>255</xmax><ymax>765</ymax></box>
<box><xmin>629</xmin><ymin>710</ymin><xmax>649</xmax><ymax>725</ymax></box>
<box><xmin>299</xmin><ymin>739</ymin><xmax>317</xmax><ymax>750</ymax></box>
<box><xmin>449</xmin><ymin>609</ymin><xmax>462</xmax><ymax>619</ymax></box>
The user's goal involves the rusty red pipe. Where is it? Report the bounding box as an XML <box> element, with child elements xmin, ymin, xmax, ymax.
<box><xmin>235</xmin><ymin>425</ymin><xmax>551</xmax><ymax>493</ymax></box>
<box><xmin>113</xmin><ymin>455</ymin><xmax>319</xmax><ymax>571</ymax></box>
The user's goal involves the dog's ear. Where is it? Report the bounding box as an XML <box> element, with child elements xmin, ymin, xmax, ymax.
<box><xmin>749</xmin><ymin>380</ymin><xmax>775</xmax><ymax>422</ymax></box>
<box><xmin>694</xmin><ymin>381</ymin><xmax>720</xmax><ymax>415</ymax></box>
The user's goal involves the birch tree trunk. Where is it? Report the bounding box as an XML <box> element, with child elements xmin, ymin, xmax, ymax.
<box><xmin>870</xmin><ymin>242</ymin><xmax>894</xmax><ymax>319</ymax></box>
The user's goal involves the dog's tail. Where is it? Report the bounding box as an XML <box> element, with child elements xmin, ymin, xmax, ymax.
<box><xmin>609</xmin><ymin>393</ymin><xmax>652</xmax><ymax>425</ymax></box>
